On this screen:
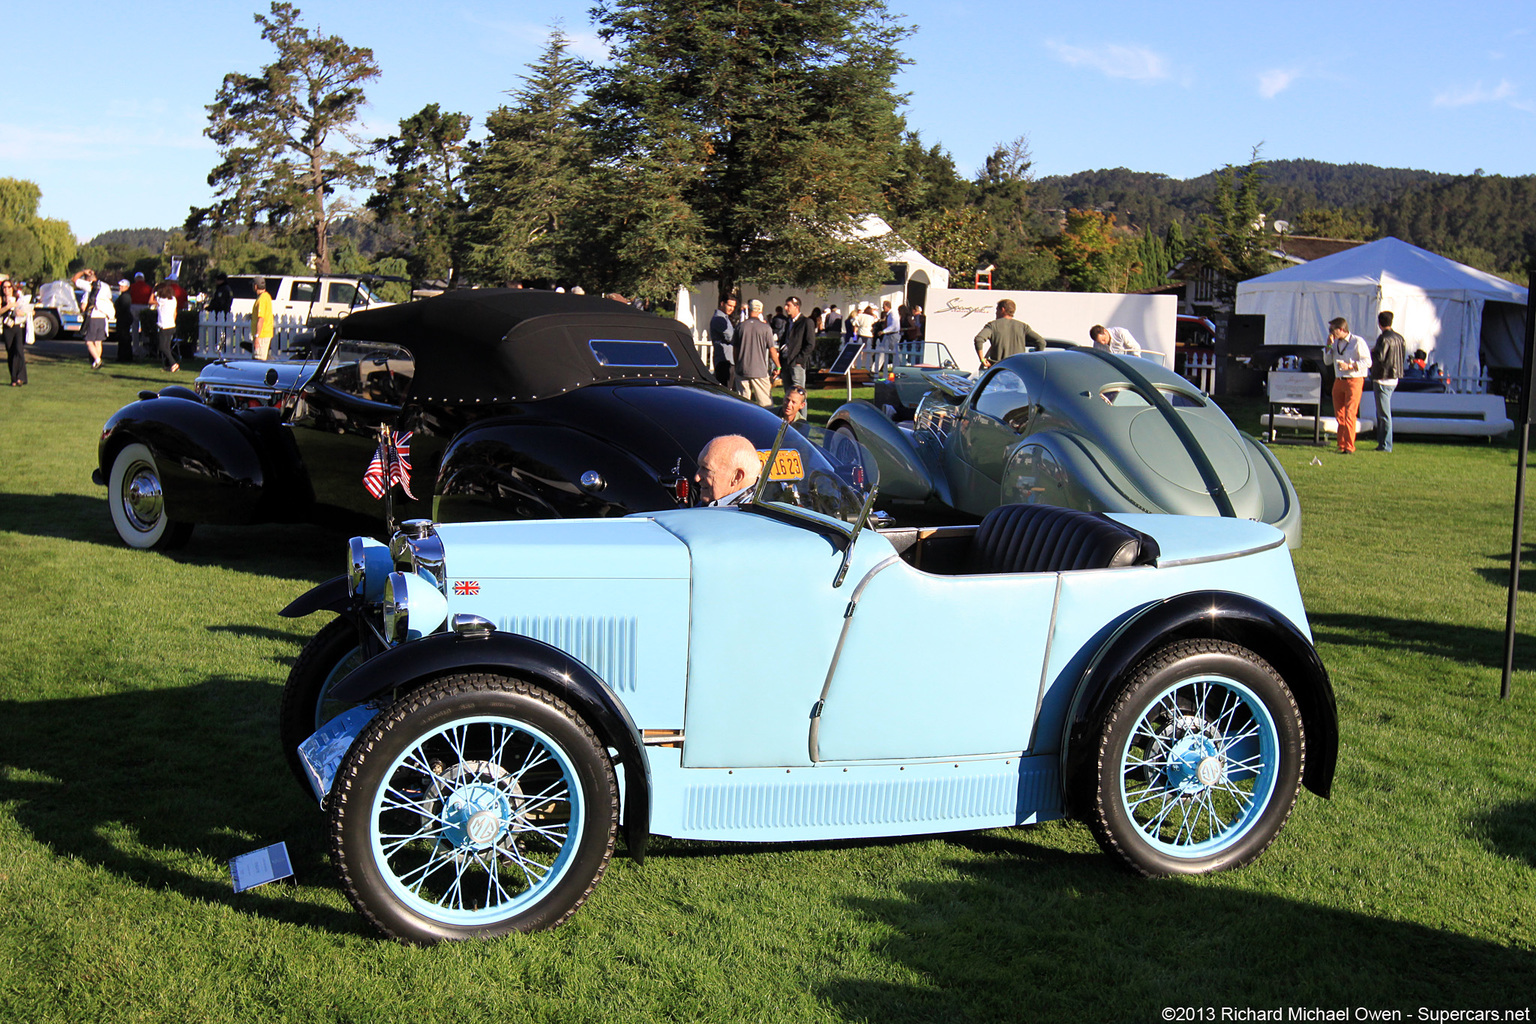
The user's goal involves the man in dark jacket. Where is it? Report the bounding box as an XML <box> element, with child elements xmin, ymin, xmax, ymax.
<box><xmin>1372</xmin><ymin>310</ymin><xmax>1407</xmax><ymax>453</ymax></box>
<box><xmin>707</xmin><ymin>295</ymin><xmax>737</xmax><ymax>387</ymax></box>
<box><xmin>779</xmin><ymin>295</ymin><xmax>815</xmax><ymax>392</ymax></box>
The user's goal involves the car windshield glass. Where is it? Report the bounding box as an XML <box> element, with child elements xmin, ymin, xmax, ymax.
<box><xmin>320</xmin><ymin>340</ymin><xmax>415</xmax><ymax>405</ymax></box>
<box><xmin>757</xmin><ymin>424</ymin><xmax>872</xmax><ymax>524</ymax></box>
<box><xmin>974</xmin><ymin>368</ymin><xmax>1031</xmax><ymax>429</ymax></box>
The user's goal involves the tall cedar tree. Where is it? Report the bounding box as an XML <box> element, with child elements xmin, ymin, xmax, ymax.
<box><xmin>583</xmin><ymin>0</ymin><xmax>912</xmax><ymax>302</ymax></box>
<box><xmin>1194</xmin><ymin>150</ymin><xmax>1280</xmax><ymax>301</ymax></box>
<box><xmin>462</xmin><ymin>31</ymin><xmax>589</xmax><ymax>286</ymax></box>
<box><xmin>368</xmin><ymin>104</ymin><xmax>473</xmax><ymax>287</ymax></box>
<box><xmin>195</xmin><ymin>3</ymin><xmax>379</xmax><ymax>274</ymax></box>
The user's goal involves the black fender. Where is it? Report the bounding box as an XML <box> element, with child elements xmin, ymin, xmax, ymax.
<box><xmin>435</xmin><ymin>419</ymin><xmax>677</xmax><ymax>523</ymax></box>
<box><xmin>280</xmin><ymin>574</ymin><xmax>351</xmax><ymax>618</ymax></box>
<box><xmin>98</xmin><ymin>395</ymin><xmax>311</xmax><ymax>524</ymax></box>
<box><xmin>1059</xmin><ymin>590</ymin><xmax>1337</xmax><ymax>816</ymax></box>
<box><xmin>827</xmin><ymin>400</ymin><xmax>943</xmax><ymax>504</ymax></box>
<box><xmin>327</xmin><ymin>629</ymin><xmax>652</xmax><ymax>862</ymax></box>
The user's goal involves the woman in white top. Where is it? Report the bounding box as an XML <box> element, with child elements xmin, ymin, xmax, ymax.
<box><xmin>1</xmin><ymin>280</ymin><xmax>30</xmax><ymax>385</ymax></box>
<box><xmin>154</xmin><ymin>281</ymin><xmax>180</xmax><ymax>372</ymax></box>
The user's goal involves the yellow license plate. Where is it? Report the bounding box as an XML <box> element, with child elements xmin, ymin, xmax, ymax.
<box><xmin>757</xmin><ymin>448</ymin><xmax>804</xmax><ymax>481</ymax></box>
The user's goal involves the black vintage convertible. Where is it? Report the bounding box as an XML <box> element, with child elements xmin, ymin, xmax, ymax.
<box><xmin>94</xmin><ymin>291</ymin><xmax>820</xmax><ymax>549</ymax></box>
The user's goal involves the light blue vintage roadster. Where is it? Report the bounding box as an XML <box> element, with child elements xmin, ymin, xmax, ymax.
<box><xmin>284</xmin><ymin>429</ymin><xmax>1336</xmax><ymax>944</ymax></box>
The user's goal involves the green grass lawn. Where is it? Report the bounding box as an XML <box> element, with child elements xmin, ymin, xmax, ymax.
<box><xmin>2</xmin><ymin>354</ymin><xmax>1534</xmax><ymax>1022</ymax></box>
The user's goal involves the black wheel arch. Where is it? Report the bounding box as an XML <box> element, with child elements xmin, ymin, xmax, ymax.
<box><xmin>98</xmin><ymin>395</ymin><xmax>311</xmax><ymax>524</ymax></box>
<box><xmin>325</xmin><ymin>629</ymin><xmax>651</xmax><ymax>863</ymax></box>
<box><xmin>280</xmin><ymin>574</ymin><xmax>352</xmax><ymax>618</ymax></box>
<box><xmin>1060</xmin><ymin>590</ymin><xmax>1337</xmax><ymax>816</ymax></box>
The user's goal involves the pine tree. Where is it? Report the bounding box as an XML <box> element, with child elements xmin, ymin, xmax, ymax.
<box><xmin>368</xmin><ymin>104</ymin><xmax>472</xmax><ymax>286</ymax></box>
<box><xmin>461</xmin><ymin>30</ymin><xmax>590</xmax><ymax>286</ymax></box>
<box><xmin>193</xmin><ymin>2</ymin><xmax>379</xmax><ymax>274</ymax></box>
<box><xmin>1193</xmin><ymin>150</ymin><xmax>1280</xmax><ymax>301</ymax></box>
<box><xmin>582</xmin><ymin>0</ymin><xmax>913</xmax><ymax>301</ymax></box>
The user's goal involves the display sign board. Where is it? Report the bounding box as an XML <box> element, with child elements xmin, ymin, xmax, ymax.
<box><xmin>1267</xmin><ymin>371</ymin><xmax>1322</xmax><ymax>405</ymax></box>
<box><xmin>828</xmin><ymin>340</ymin><xmax>865</xmax><ymax>375</ymax></box>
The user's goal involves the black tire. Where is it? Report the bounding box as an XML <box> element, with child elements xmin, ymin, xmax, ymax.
<box><xmin>329</xmin><ymin>673</ymin><xmax>618</xmax><ymax>944</ymax></box>
<box><xmin>107</xmin><ymin>443</ymin><xmax>194</xmax><ymax>550</ymax></box>
<box><xmin>279</xmin><ymin>617</ymin><xmax>367</xmax><ymax>793</ymax></box>
<box><xmin>1086</xmin><ymin>639</ymin><xmax>1305</xmax><ymax>876</ymax></box>
<box><xmin>31</xmin><ymin>310</ymin><xmax>59</xmax><ymax>341</ymax></box>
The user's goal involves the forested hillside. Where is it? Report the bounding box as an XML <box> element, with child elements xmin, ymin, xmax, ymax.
<box><xmin>1037</xmin><ymin>159</ymin><xmax>1533</xmax><ymax>277</ymax></box>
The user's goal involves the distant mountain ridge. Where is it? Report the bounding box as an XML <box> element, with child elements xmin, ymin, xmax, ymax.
<box><xmin>1037</xmin><ymin>159</ymin><xmax>1533</xmax><ymax>274</ymax></box>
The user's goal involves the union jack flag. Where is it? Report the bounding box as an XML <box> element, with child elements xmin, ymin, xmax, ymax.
<box><xmin>453</xmin><ymin>580</ymin><xmax>480</xmax><ymax>596</ymax></box>
<box><xmin>363</xmin><ymin>430</ymin><xmax>415</xmax><ymax>500</ymax></box>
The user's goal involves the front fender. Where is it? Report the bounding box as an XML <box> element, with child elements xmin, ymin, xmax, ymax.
<box><xmin>828</xmin><ymin>400</ymin><xmax>941</xmax><ymax>503</ymax></box>
<box><xmin>280</xmin><ymin>574</ymin><xmax>351</xmax><ymax>618</ymax></box>
<box><xmin>98</xmin><ymin>396</ymin><xmax>308</xmax><ymax>524</ymax></box>
<box><xmin>1059</xmin><ymin>591</ymin><xmax>1337</xmax><ymax>816</ymax></box>
<box><xmin>328</xmin><ymin>630</ymin><xmax>651</xmax><ymax>861</ymax></box>
<box><xmin>435</xmin><ymin>420</ymin><xmax>677</xmax><ymax>523</ymax></box>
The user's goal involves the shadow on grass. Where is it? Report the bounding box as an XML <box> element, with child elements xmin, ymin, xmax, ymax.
<box><xmin>0</xmin><ymin>489</ymin><xmax>344</xmax><ymax>582</ymax></box>
<box><xmin>1474</xmin><ymin>798</ymin><xmax>1536</xmax><ymax>869</ymax></box>
<box><xmin>0</xmin><ymin>675</ymin><xmax>364</xmax><ymax>937</ymax></box>
<box><xmin>820</xmin><ymin>832</ymin><xmax>1536</xmax><ymax>1020</ymax></box>
<box><xmin>1475</xmin><ymin>541</ymin><xmax>1536</xmax><ymax>593</ymax></box>
<box><xmin>1309</xmin><ymin>610</ymin><xmax>1536</xmax><ymax>671</ymax></box>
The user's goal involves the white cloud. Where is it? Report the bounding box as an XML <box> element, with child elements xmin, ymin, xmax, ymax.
<box><xmin>460</xmin><ymin>13</ymin><xmax>609</xmax><ymax>63</ymax></box>
<box><xmin>0</xmin><ymin>120</ymin><xmax>210</xmax><ymax>163</ymax></box>
<box><xmin>1433</xmin><ymin>79</ymin><xmax>1516</xmax><ymax>108</ymax></box>
<box><xmin>1258</xmin><ymin>69</ymin><xmax>1299</xmax><ymax>99</ymax></box>
<box><xmin>1046</xmin><ymin>40</ymin><xmax>1169</xmax><ymax>82</ymax></box>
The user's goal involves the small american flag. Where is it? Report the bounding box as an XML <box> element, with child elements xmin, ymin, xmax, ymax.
<box><xmin>363</xmin><ymin>430</ymin><xmax>416</xmax><ymax>500</ymax></box>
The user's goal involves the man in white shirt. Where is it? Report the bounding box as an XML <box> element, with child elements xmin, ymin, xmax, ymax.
<box><xmin>1090</xmin><ymin>324</ymin><xmax>1141</xmax><ymax>358</ymax></box>
<box><xmin>1323</xmin><ymin>316</ymin><xmax>1372</xmax><ymax>455</ymax></box>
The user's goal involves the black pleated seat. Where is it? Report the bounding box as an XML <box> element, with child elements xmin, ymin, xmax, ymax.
<box><xmin>965</xmin><ymin>503</ymin><xmax>1159</xmax><ymax>575</ymax></box>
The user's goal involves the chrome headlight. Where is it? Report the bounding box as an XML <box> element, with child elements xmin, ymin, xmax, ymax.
<box><xmin>347</xmin><ymin>536</ymin><xmax>392</xmax><ymax>603</ymax></box>
<box><xmin>390</xmin><ymin>519</ymin><xmax>446</xmax><ymax>591</ymax></box>
<box><xmin>383</xmin><ymin>570</ymin><xmax>449</xmax><ymax>645</ymax></box>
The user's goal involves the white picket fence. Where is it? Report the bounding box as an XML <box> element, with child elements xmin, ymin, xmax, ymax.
<box><xmin>196</xmin><ymin>311</ymin><xmax>311</xmax><ymax>359</ymax></box>
<box><xmin>1182</xmin><ymin>349</ymin><xmax>1216</xmax><ymax>393</ymax></box>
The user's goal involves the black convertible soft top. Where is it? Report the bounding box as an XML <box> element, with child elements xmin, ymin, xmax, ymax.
<box><xmin>338</xmin><ymin>289</ymin><xmax>712</xmax><ymax>403</ymax></box>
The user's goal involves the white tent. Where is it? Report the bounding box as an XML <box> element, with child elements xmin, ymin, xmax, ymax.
<box><xmin>1235</xmin><ymin>236</ymin><xmax>1528</xmax><ymax>386</ymax></box>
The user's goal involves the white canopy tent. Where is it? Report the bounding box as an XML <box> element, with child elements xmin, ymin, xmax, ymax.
<box><xmin>1235</xmin><ymin>237</ymin><xmax>1528</xmax><ymax>387</ymax></box>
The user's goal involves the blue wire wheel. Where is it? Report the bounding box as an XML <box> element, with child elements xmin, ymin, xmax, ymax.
<box><xmin>370</xmin><ymin>714</ymin><xmax>586</xmax><ymax>926</ymax></box>
<box><xmin>331</xmin><ymin>675</ymin><xmax>617</xmax><ymax>943</ymax></box>
<box><xmin>1090</xmin><ymin>640</ymin><xmax>1305</xmax><ymax>876</ymax></box>
<box><xmin>1118</xmin><ymin>674</ymin><xmax>1280</xmax><ymax>857</ymax></box>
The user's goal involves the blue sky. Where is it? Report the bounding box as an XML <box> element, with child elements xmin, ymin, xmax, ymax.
<box><xmin>3</xmin><ymin>0</ymin><xmax>1533</xmax><ymax>241</ymax></box>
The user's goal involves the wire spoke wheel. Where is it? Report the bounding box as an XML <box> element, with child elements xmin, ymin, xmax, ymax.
<box><xmin>1120</xmin><ymin>676</ymin><xmax>1278</xmax><ymax>855</ymax></box>
<box><xmin>330</xmin><ymin>674</ymin><xmax>616</xmax><ymax>943</ymax></box>
<box><xmin>372</xmin><ymin>716</ymin><xmax>581</xmax><ymax>924</ymax></box>
<box><xmin>1089</xmin><ymin>640</ymin><xmax>1305</xmax><ymax>876</ymax></box>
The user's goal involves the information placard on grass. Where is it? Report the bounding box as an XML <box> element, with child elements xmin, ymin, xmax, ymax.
<box><xmin>230</xmin><ymin>842</ymin><xmax>293</xmax><ymax>892</ymax></box>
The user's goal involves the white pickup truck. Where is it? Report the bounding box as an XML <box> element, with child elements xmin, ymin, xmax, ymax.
<box><xmin>224</xmin><ymin>275</ymin><xmax>391</xmax><ymax>322</ymax></box>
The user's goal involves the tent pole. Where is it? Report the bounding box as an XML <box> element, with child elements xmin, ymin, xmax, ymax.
<box><xmin>1501</xmin><ymin>258</ymin><xmax>1536</xmax><ymax>700</ymax></box>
